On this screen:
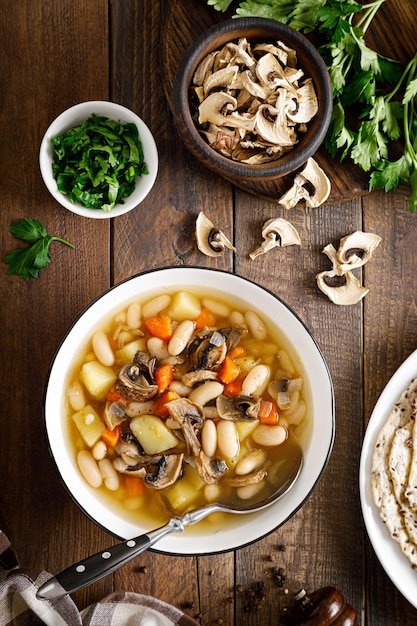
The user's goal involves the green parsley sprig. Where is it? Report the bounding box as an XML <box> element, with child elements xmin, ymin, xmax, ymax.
<box><xmin>5</xmin><ymin>218</ymin><xmax>75</xmax><ymax>280</ymax></box>
<box><xmin>206</xmin><ymin>0</ymin><xmax>417</xmax><ymax>211</ymax></box>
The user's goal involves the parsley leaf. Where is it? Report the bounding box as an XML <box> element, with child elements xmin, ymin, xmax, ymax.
<box><xmin>5</xmin><ymin>218</ymin><xmax>75</xmax><ymax>280</ymax></box>
<box><xmin>51</xmin><ymin>114</ymin><xmax>148</xmax><ymax>212</ymax></box>
<box><xmin>206</xmin><ymin>0</ymin><xmax>234</xmax><ymax>10</ymax></box>
<box><xmin>207</xmin><ymin>0</ymin><xmax>417</xmax><ymax>211</ymax></box>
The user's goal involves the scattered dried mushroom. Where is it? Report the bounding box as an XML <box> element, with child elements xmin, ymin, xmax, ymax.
<box><xmin>195</xmin><ymin>211</ymin><xmax>235</xmax><ymax>257</ymax></box>
<box><xmin>278</xmin><ymin>157</ymin><xmax>331</xmax><ymax>209</ymax></box>
<box><xmin>249</xmin><ymin>218</ymin><xmax>301</xmax><ymax>259</ymax></box>
<box><xmin>316</xmin><ymin>231</ymin><xmax>381</xmax><ymax>305</ymax></box>
<box><xmin>190</xmin><ymin>37</ymin><xmax>318</xmax><ymax>164</ymax></box>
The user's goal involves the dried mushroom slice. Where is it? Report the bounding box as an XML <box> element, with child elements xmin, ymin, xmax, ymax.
<box><xmin>198</xmin><ymin>92</ymin><xmax>238</xmax><ymax>126</ymax></box>
<box><xmin>191</xmin><ymin>37</ymin><xmax>319</xmax><ymax>164</ymax></box>
<box><xmin>249</xmin><ymin>218</ymin><xmax>301</xmax><ymax>260</ymax></box>
<box><xmin>196</xmin><ymin>211</ymin><xmax>235</xmax><ymax>258</ymax></box>
<box><xmin>316</xmin><ymin>269</ymin><xmax>369</xmax><ymax>305</ymax></box>
<box><xmin>278</xmin><ymin>158</ymin><xmax>331</xmax><ymax>210</ymax></box>
<box><xmin>336</xmin><ymin>230</ymin><xmax>382</xmax><ymax>273</ymax></box>
<box><xmin>316</xmin><ymin>230</ymin><xmax>381</xmax><ymax>304</ymax></box>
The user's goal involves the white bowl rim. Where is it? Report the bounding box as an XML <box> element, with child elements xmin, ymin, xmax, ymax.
<box><xmin>43</xmin><ymin>266</ymin><xmax>335</xmax><ymax>555</ymax></box>
<box><xmin>39</xmin><ymin>100</ymin><xmax>158</xmax><ymax>219</ymax></box>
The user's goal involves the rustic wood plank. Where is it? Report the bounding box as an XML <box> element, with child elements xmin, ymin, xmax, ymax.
<box><xmin>109</xmin><ymin>2</ymin><xmax>236</xmax><ymax>622</ymax></box>
<box><xmin>0</xmin><ymin>0</ymin><xmax>112</xmax><ymax>605</ymax></box>
<box><xmin>231</xmin><ymin>190</ymin><xmax>365</xmax><ymax>621</ymax></box>
<box><xmin>363</xmin><ymin>187</ymin><xmax>417</xmax><ymax>626</ymax></box>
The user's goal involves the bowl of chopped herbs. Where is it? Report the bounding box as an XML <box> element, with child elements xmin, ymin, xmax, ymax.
<box><xmin>39</xmin><ymin>101</ymin><xmax>158</xmax><ymax>218</ymax></box>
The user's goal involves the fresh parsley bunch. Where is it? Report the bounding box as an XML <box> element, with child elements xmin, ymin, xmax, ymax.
<box><xmin>5</xmin><ymin>218</ymin><xmax>74</xmax><ymax>280</ymax></box>
<box><xmin>206</xmin><ymin>0</ymin><xmax>417</xmax><ymax>211</ymax></box>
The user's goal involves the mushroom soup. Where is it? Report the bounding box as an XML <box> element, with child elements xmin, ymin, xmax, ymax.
<box><xmin>66</xmin><ymin>288</ymin><xmax>310</xmax><ymax>529</ymax></box>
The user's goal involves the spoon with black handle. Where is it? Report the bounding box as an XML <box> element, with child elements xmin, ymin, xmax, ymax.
<box><xmin>37</xmin><ymin>441</ymin><xmax>302</xmax><ymax>600</ymax></box>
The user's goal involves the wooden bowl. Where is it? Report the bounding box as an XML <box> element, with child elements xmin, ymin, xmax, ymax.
<box><xmin>172</xmin><ymin>18</ymin><xmax>333</xmax><ymax>195</ymax></box>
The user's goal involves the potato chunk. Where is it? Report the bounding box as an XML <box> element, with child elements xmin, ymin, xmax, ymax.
<box><xmin>166</xmin><ymin>291</ymin><xmax>201</xmax><ymax>321</ymax></box>
<box><xmin>130</xmin><ymin>414</ymin><xmax>179</xmax><ymax>455</ymax></box>
<box><xmin>80</xmin><ymin>361</ymin><xmax>117</xmax><ymax>400</ymax></box>
<box><xmin>72</xmin><ymin>405</ymin><xmax>106</xmax><ymax>447</ymax></box>
<box><xmin>115</xmin><ymin>338</ymin><xmax>147</xmax><ymax>363</ymax></box>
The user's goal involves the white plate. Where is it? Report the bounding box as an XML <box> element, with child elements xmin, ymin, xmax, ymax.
<box><xmin>359</xmin><ymin>349</ymin><xmax>417</xmax><ymax>607</ymax></box>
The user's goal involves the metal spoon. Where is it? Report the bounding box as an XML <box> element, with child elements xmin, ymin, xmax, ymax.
<box><xmin>37</xmin><ymin>441</ymin><xmax>302</xmax><ymax>600</ymax></box>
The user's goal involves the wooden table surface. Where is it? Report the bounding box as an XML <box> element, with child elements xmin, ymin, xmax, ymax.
<box><xmin>1</xmin><ymin>1</ymin><xmax>417</xmax><ymax>624</ymax></box>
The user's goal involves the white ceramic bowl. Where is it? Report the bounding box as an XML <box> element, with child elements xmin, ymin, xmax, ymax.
<box><xmin>44</xmin><ymin>267</ymin><xmax>334</xmax><ymax>554</ymax></box>
<box><xmin>39</xmin><ymin>101</ymin><xmax>158</xmax><ymax>219</ymax></box>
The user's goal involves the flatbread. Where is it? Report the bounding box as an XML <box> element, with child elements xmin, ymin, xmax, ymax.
<box><xmin>389</xmin><ymin>420</ymin><xmax>417</xmax><ymax>545</ymax></box>
<box><xmin>405</xmin><ymin>416</ymin><xmax>417</xmax><ymax>509</ymax></box>
<box><xmin>370</xmin><ymin>377</ymin><xmax>417</xmax><ymax>567</ymax></box>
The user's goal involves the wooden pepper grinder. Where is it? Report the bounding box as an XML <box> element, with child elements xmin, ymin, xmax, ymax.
<box><xmin>281</xmin><ymin>586</ymin><xmax>359</xmax><ymax>625</ymax></box>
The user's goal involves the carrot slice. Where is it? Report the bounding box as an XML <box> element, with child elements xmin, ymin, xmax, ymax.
<box><xmin>195</xmin><ymin>307</ymin><xmax>217</xmax><ymax>329</ymax></box>
<box><xmin>102</xmin><ymin>425</ymin><xmax>122</xmax><ymax>448</ymax></box>
<box><xmin>155</xmin><ymin>364</ymin><xmax>175</xmax><ymax>393</ymax></box>
<box><xmin>145</xmin><ymin>315</ymin><xmax>173</xmax><ymax>341</ymax></box>
<box><xmin>219</xmin><ymin>356</ymin><xmax>240</xmax><ymax>384</ymax></box>
<box><xmin>223</xmin><ymin>379</ymin><xmax>243</xmax><ymax>397</ymax></box>
<box><xmin>258</xmin><ymin>399</ymin><xmax>279</xmax><ymax>424</ymax></box>
<box><xmin>228</xmin><ymin>346</ymin><xmax>246</xmax><ymax>360</ymax></box>
<box><xmin>125</xmin><ymin>475</ymin><xmax>145</xmax><ymax>497</ymax></box>
<box><xmin>153</xmin><ymin>390</ymin><xmax>179</xmax><ymax>417</ymax></box>
<box><xmin>106</xmin><ymin>387</ymin><xmax>124</xmax><ymax>403</ymax></box>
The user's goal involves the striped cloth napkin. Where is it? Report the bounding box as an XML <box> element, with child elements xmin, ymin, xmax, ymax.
<box><xmin>0</xmin><ymin>531</ymin><xmax>199</xmax><ymax>626</ymax></box>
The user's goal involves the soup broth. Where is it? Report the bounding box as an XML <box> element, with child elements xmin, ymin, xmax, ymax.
<box><xmin>66</xmin><ymin>288</ymin><xmax>310</xmax><ymax>530</ymax></box>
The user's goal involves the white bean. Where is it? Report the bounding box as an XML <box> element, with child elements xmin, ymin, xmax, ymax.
<box><xmin>125</xmin><ymin>400</ymin><xmax>155</xmax><ymax>417</ymax></box>
<box><xmin>286</xmin><ymin>401</ymin><xmax>306</xmax><ymax>426</ymax></box>
<box><xmin>169</xmin><ymin>380</ymin><xmax>192</xmax><ymax>396</ymax></box>
<box><xmin>92</xmin><ymin>331</ymin><xmax>115</xmax><ymax>367</ymax></box>
<box><xmin>77</xmin><ymin>450</ymin><xmax>103</xmax><ymax>488</ymax></box>
<box><xmin>67</xmin><ymin>379</ymin><xmax>86</xmax><ymax>411</ymax></box>
<box><xmin>241</xmin><ymin>364</ymin><xmax>270</xmax><ymax>396</ymax></box>
<box><xmin>201</xmin><ymin>419</ymin><xmax>218</xmax><ymax>457</ymax></box>
<box><xmin>245</xmin><ymin>311</ymin><xmax>268</xmax><ymax>340</ymax></box>
<box><xmin>98</xmin><ymin>458</ymin><xmax>120</xmax><ymax>491</ymax></box>
<box><xmin>92</xmin><ymin>440</ymin><xmax>107</xmax><ymax>461</ymax></box>
<box><xmin>202</xmin><ymin>297</ymin><xmax>231</xmax><ymax>318</ymax></box>
<box><xmin>126</xmin><ymin>302</ymin><xmax>141</xmax><ymax>329</ymax></box>
<box><xmin>117</xmin><ymin>330</ymin><xmax>133</xmax><ymax>347</ymax></box>
<box><xmin>217</xmin><ymin>420</ymin><xmax>240</xmax><ymax>459</ymax></box>
<box><xmin>253</xmin><ymin>424</ymin><xmax>288</xmax><ymax>447</ymax></box>
<box><xmin>142</xmin><ymin>294</ymin><xmax>171</xmax><ymax>319</ymax></box>
<box><xmin>237</xmin><ymin>481</ymin><xmax>265</xmax><ymax>500</ymax></box>
<box><xmin>277</xmin><ymin>349</ymin><xmax>295</xmax><ymax>375</ymax></box>
<box><xmin>235</xmin><ymin>449</ymin><xmax>267</xmax><ymax>476</ymax></box>
<box><xmin>147</xmin><ymin>336</ymin><xmax>170</xmax><ymax>360</ymax></box>
<box><xmin>204</xmin><ymin>483</ymin><xmax>220</xmax><ymax>503</ymax></box>
<box><xmin>188</xmin><ymin>381</ymin><xmax>224</xmax><ymax>407</ymax></box>
<box><xmin>114</xmin><ymin>311</ymin><xmax>126</xmax><ymax>324</ymax></box>
<box><xmin>168</xmin><ymin>320</ymin><xmax>195</xmax><ymax>356</ymax></box>
<box><xmin>229</xmin><ymin>310</ymin><xmax>246</xmax><ymax>326</ymax></box>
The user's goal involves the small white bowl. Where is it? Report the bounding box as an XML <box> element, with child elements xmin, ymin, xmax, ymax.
<box><xmin>44</xmin><ymin>267</ymin><xmax>334</xmax><ymax>554</ymax></box>
<box><xmin>39</xmin><ymin>101</ymin><xmax>158</xmax><ymax>219</ymax></box>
